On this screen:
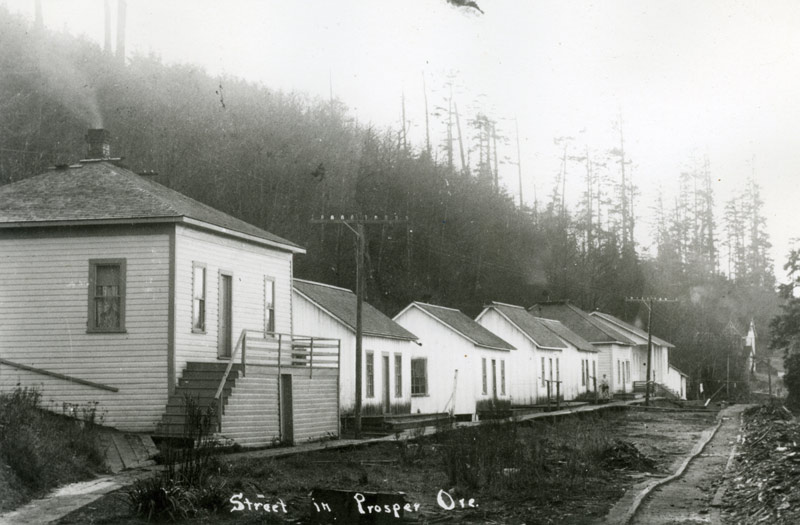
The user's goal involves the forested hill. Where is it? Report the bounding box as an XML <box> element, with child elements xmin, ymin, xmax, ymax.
<box><xmin>0</xmin><ymin>7</ymin><xmax>781</xmax><ymax>393</ymax></box>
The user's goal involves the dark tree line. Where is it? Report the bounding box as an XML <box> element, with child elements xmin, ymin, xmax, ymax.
<box><xmin>0</xmin><ymin>7</ymin><xmax>780</xmax><ymax>396</ymax></box>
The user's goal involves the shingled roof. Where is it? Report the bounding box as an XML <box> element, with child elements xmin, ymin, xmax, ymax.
<box><xmin>479</xmin><ymin>302</ymin><xmax>566</xmax><ymax>349</ymax></box>
<box><xmin>536</xmin><ymin>317</ymin><xmax>597</xmax><ymax>352</ymax></box>
<box><xmin>0</xmin><ymin>161</ymin><xmax>303</xmax><ymax>252</ymax></box>
<box><xmin>590</xmin><ymin>311</ymin><xmax>675</xmax><ymax>348</ymax></box>
<box><xmin>527</xmin><ymin>301</ymin><xmax>637</xmax><ymax>345</ymax></box>
<box><xmin>404</xmin><ymin>302</ymin><xmax>515</xmax><ymax>351</ymax></box>
<box><xmin>293</xmin><ymin>279</ymin><xmax>417</xmax><ymax>341</ymax></box>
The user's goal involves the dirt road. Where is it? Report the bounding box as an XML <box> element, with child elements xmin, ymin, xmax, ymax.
<box><xmin>628</xmin><ymin>404</ymin><xmax>746</xmax><ymax>525</ymax></box>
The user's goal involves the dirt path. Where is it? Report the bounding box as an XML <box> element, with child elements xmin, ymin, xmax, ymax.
<box><xmin>627</xmin><ymin>404</ymin><xmax>746</xmax><ymax>525</ymax></box>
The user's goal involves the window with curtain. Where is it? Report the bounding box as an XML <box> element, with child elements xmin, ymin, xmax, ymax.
<box><xmin>88</xmin><ymin>259</ymin><xmax>126</xmax><ymax>332</ymax></box>
<box><xmin>192</xmin><ymin>263</ymin><xmax>206</xmax><ymax>332</ymax></box>
<box><xmin>264</xmin><ymin>277</ymin><xmax>275</xmax><ymax>333</ymax></box>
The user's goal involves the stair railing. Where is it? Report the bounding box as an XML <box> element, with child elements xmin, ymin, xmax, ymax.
<box><xmin>214</xmin><ymin>329</ymin><xmax>247</xmax><ymax>431</ymax></box>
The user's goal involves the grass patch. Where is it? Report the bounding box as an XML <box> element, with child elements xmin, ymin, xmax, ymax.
<box><xmin>434</xmin><ymin>414</ymin><xmax>637</xmax><ymax>497</ymax></box>
<box><xmin>0</xmin><ymin>386</ymin><xmax>106</xmax><ymax>511</ymax></box>
<box><xmin>127</xmin><ymin>395</ymin><xmax>227</xmax><ymax>521</ymax></box>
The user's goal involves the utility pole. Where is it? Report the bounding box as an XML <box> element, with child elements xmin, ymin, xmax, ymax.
<box><xmin>626</xmin><ymin>297</ymin><xmax>679</xmax><ymax>406</ymax></box>
<box><xmin>311</xmin><ymin>214</ymin><xmax>407</xmax><ymax>439</ymax></box>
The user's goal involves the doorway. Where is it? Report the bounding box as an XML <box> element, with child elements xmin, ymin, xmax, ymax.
<box><xmin>218</xmin><ymin>273</ymin><xmax>232</xmax><ymax>358</ymax></box>
<box><xmin>280</xmin><ymin>374</ymin><xmax>293</xmax><ymax>444</ymax></box>
<box><xmin>382</xmin><ymin>354</ymin><xmax>390</xmax><ymax>412</ymax></box>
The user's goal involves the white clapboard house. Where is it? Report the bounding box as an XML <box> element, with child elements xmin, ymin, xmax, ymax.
<box><xmin>292</xmin><ymin>279</ymin><xmax>418</xmax><ymax>415</ymax></box>
<box><xmin>590</xmin><ymin>311</ymin><xmax>674</xmax><ymax>392</ymax></box>
<box><xmin>0</xmin><ymin>130</ymin><xmax>339</xmax><ymax>447</ymax></box>
<box><xmin>475</xmin><ymin>302</ymin><xmax>598</xmax><ymax>404</ymax></box>
<box><xmin>529</xmin><ymin>302</ymin><xmax>638</xmax><ymax>395</ymax></box>
<box><xmin>393</xmin><ymin>302</ymin><xmax>515</xmax><ymax>420</ymax></box>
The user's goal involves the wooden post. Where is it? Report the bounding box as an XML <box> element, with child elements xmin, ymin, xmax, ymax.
<box><xmin>593</xmin><ymin>375</ymin><xmax>598</xmax><ymax>404</ymax></box>
<box><xmin>645</xmin><ymin>299</ymin><xmax>653</xmax><ymax>407</ymax></box>
<box><xmin>354</xmin><ymin>223</ymin><xmax>365</xmax><ymax>439</ymax></box>
<box><xmin>241</xmin><ymin>332</ymin><xmax>246</xmax><ymax>377</ymax></box>
<box><xmin>310</xmin><ymin>337</ymin><xmax>314</xmax><ymax>379</ymax></box>
<box><xmin>546</xmin><ymin>380</ymin><xmax>551</xmax><ymax>411</ymax></box>
<box><xmin>556</xmin><ymin>381</ymin><xmax>561</xmax><ymax>409</ymax></box>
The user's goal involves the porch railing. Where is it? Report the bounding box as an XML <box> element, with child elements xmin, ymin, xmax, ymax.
<box><xmin>213</xmin><ymin>330</ymin><xmax>340</xmax><ymax>431</ymax></box>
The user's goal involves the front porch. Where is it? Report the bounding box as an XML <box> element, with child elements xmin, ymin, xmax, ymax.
<box><xmin>155</xmin><ymin>330</ymin><xmax>340</xmax><ymax>448</ymax></box>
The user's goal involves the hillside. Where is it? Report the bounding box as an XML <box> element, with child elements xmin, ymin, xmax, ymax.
<box><xmin>0</xmin><ymin>6</ymin><xmax>780</xmax><ymax>397</ymax></box>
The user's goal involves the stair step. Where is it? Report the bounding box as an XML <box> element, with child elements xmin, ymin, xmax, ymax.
<box><xmin>180</xmin><ymin>369</ymin><xmax>240</xmax><ymax>380</ymax></box>
<box><xmin>186</xmin><ymin>362</ymin><xmax>243</xmax><ymax>372</ymax></box>
<box><xmin>178</xmin><ymin>378</ymin><xmax>237</xmax><ymax>389</ymax></box>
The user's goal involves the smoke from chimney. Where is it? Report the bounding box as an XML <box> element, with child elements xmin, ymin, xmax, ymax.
<box><xmin>86</xmin><ymin>129</ymin><xmax>111</xmax><ymax>159</ymax></box>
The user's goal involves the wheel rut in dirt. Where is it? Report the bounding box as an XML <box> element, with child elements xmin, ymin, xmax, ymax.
<box><xmin>629</xmin><ymin>404</ymin><xmax>746</xmax><ymax>525</ymax></box>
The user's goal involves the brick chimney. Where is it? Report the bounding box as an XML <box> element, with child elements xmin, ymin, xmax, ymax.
<box><xmin>85</xmin><ymin>129</ymin><xmax>111</xmax><ymax>159</ymax></box>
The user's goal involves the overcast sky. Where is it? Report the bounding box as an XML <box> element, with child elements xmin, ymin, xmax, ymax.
<box><xmin>4</xmin><ymin>0</ymin><xmax>799</xmax><ymax>281</ymax></box>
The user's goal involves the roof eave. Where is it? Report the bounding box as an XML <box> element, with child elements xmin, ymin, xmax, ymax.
<box><xmin>410</xmin><ymin>304</ymin><xmax>515</xmax><ymax>351</ymax></box>
<box><xmin>181</xmin><ymin>217</ymin><xmax>305</xmax><ymax>253</ymax></box>
<box><xmin>294</xmin><ymin>287</ymin><xmax>418</xmax><ymax>341</ymax></box>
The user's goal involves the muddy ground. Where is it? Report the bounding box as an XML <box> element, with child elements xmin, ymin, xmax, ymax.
<box><xmin>54</xmin><ymin>407</ymin><xmax>718</xmax><ymax>525</ymax></box>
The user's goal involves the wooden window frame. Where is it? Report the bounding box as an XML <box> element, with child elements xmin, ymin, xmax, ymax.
<box><xmin>366</xmin><ymin>351</ymin><xmax>375</xmax><ymax>398</ymax></box>
<box><xmin>411</xmin><ymin>357</ymin><xmax>428</xmax><ymax>397</ymax></box>
<box><xmin>87</xmin><ymin>258</ymin><xmax>126</xmax><ymax>333</ymax></box>
<box><xmin>394</xmin><ymin>354</ymin><xmax>402</xmax><ymax>398</ymax></box>
<box><xmin>481</xmin><ymin>357</ymin><xmax>488</xmax><ymax>395</ymax></box>
<box><xmin>541</xmin><ymin>356</ymin><xmax>545</xmax><ymax>387</ymax></box>
<box><xmin>500</xmin><ymin>360</ymin><xmax>506</xmax><ymax>395</ymax></box>
<box><xmin>581</xmin><ymin>359</ymin><xmax>586</xmax><ymax>386</ymax></box>
<box><xmin>192</xmin><ymin>262</ymin><xmax>206</xmax><ymax>333</ymax></box>
<box><xmin>264</xmin><ymin>276</ymin><xmax>276</xmax><ymax>334</ymax></box>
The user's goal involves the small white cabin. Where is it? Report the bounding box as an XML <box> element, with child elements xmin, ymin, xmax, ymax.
<box><xmin>529</xmin><ymin>302</ymin><xmax>637</xmax><ymax>395</ymax></box>
<box><xmin>393</xmin><ymin>302</ymin><xmax>515</xmax><ymax>420</ymax></box>
<box><xmin>590</xmin><ymin>311</ymin><xmax>673</xmax><ymax>387</ymax></box>
<box><xmin>475</xmin><ymin>302</ymin><xmax>597</xmax><ymax>404</ymax></box>
<box><xmin>292</xmin><ymin>279</ymin><xmax>418</xmax><ymax>415</ymax></box>
<box><xmin>0</xmin><ymin>132</ymin><xmax>339</xmax><ymax>447</ymax></box>
<box><xmin>667</xmin><ymin>364</ymin><xmax>689</xmax><ymax>400</ymax></box>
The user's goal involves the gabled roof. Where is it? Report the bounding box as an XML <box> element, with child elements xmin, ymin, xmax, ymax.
<box><xmin>590</xmin><ymin>311</ymin><xmax>675</xmax><ymax>348</ymax></box>
<box><xmin>477</xmin><ymin>302</ymin><xmax>566</xmax><ymax>350</ymax></box>
<box><xmin>536</xmin><ymin>317</ymin><xmax>597</xmax><ymax>353</ymax></box>
<box><xmin>294</xmin><ymin>279</ymin><xmax>417</xmax><ymax>341</ymax></box>
<box><xmin>669</xmin><ymin>364</ymin><xmax>689</xmax><ymax>377</ymax></box>
<box><xmin>527</xmin><ymin>301</ymin><xmax>637</xmax><ymax>345</ymax></box>
<box><xmin>0</xmin><ymin>161</ymin><xmax>303</xmax><ymax>252</ymax></box>
<box><xmin>398</xmin><ymin>302</ymin><xmax>515</xmax><ymax>351</ymax></box>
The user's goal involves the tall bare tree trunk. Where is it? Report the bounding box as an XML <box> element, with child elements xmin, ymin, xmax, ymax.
<box><xmin>104</xmin><ymin>0</ymin><xmax>112</xmax><ymax>54</ymax></box>
<box><xmin>116</xmin><ymin>0</ymin><xmax>127</xmax><ymax>66</ymax></box>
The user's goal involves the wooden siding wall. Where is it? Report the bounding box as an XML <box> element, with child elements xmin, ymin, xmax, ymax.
<box><xmin>174</xmin><ymin>226</ymin><xmax>293</xmax><ymax>379</ymax></box>
<box><xmin>475</xmin><ymin>310</ymin><xmax>539</xmax><ymax>405</ymax></box>
<box><xmin>219</xmin><ymin>365</ymin><xmax>338</xmax><ymax>447</ymax></box>
<box><xmin>397</xmin><ymin>307</ymin><xmax>509</xmax><ymax>418</ymax></box>
<box><xmin>292</xmin><ymin>291</ymin><xmax>413</xmax><ymax>413</ymax></box>
<box><xmin>0</xmin><ymin>228</ymin><xmax>170</xmax><ymax>432</ymax></box>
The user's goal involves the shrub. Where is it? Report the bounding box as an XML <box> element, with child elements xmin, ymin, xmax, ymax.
<box><xmin>0</xmin><ymin>386</ymin><xmax>105</xmax><ymax>496</ymax></box>
<box><xmin>128</xmin><ymin>395</ymin><xmax>224</xmax><ymax>521</ymax></box>
<box><xmin>436</xmin><ymin>414</ymin><xmax>621</xmax><ymax>495</ymax></box>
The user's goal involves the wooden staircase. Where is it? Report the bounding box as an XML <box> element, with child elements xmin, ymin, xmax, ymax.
<box><xmin>633</xmin><ymin>381</ymin><xmax>680</xmax><ymax>400</ymax></box>
<box><xmin>155</xmin><ymin>362</ymin><xmax>242</xmax><ymax>438</ymax></box>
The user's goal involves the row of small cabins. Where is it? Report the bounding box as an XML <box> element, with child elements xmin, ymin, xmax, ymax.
<box><xmin>0</xmin><ymin>131</ymin><xmax>688</xmax><ymax>448</ymax></box>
